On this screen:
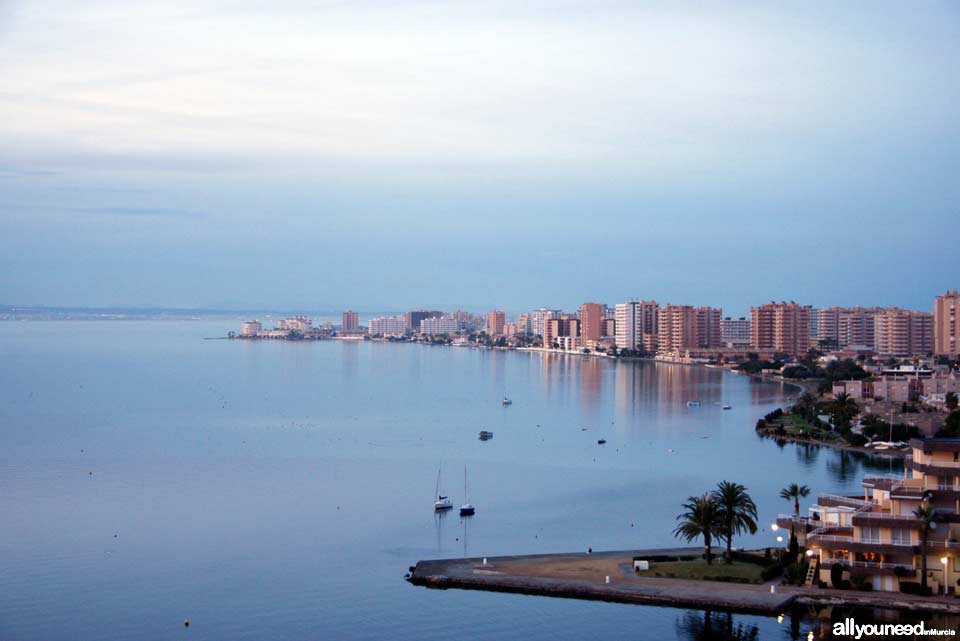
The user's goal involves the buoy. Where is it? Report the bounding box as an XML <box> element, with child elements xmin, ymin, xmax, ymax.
<box><xmin>184</xmin><ymin>619</ymin><xmax>189</xmax><ymax>628</ymax></box>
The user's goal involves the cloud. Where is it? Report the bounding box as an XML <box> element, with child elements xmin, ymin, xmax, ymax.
<box><xmin>69</xmin><ymin>206</ymin><xmax>206</xmax><ymax>219</ymax></box>
<box><xmin>0</xmin><ymin>165</ymin><xmax>59</xmax><ymax>177</ymax></box>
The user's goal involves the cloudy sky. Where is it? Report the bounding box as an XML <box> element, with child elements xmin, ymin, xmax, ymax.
<box><xmin>1</xmin><ymin>1</ymin><xmax>958</xmax><ymax>314</ymax></box>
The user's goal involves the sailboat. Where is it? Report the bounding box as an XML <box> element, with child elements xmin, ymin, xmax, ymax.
<box><xmin>434</xmin><ymin>463</ymin><xmax>453</xmax><ymax>511</ymax></box>
<box><xmin>459</xmin><ymin>466</ymin><xmax>475</xmax><ymax>516</ymax></box>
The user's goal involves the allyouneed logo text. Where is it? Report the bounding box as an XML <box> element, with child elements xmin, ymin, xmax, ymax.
<box><xmin>833</xmin><ymin>619</ymin><xmax>956</xmax><ymax>638</ymax></box>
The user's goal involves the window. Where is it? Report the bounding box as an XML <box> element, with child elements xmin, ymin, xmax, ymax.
<box><xmin>860</xmin><ymin>526</ymin><xmax>881</xmax><ymax>544</ymax></box>
<box><xmin>940</xmin><ymin>477</ymin><xmax>956</xmax><ymax>490</ymax></box>
<box><xmin>891</xmin><ymin>528</ymin><xmax>911</xmax><ymax>545</ymax></box>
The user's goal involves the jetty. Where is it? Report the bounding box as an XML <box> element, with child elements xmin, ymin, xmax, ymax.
<box><xmin>408</xmin><ymin>548</ymin><xmax>960</xmax><ymax>616</ymax></box>
<box><xmin>408</xmin><ymin>548</ymin><xmax>793</xmax><ymax>615</ymax></box>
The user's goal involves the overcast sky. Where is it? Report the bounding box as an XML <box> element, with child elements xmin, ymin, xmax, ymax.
<box><xmin>1</xmin><ymin>1</ymin><xmax>958</xmax><ymax>315</ymax></box>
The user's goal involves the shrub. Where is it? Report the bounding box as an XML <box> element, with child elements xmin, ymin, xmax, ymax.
<box><xmin>899</xmin><ymin>582</ymin><xmax>932</xmax><ymax>596</ymax></box>
<box><xmin>830</xmin><ymin>563</ymin><xmax>845</xmax><ymax>589</ymax></box>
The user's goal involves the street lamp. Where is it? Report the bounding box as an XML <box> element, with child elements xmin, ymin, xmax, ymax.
<box><xmin>777</xmin><ymin>536</ymin><xmax>784</xmax><ymax>543</ymax></box>
<box><xmin>806</xmin><ymin>549</ymin><xmax>814</xmax><ymax>557</ymax></box>
<box><xmin>941</xmin><ymin>556</ymin><xmax>949</xmax><ymax>566</ymax></box>
<box><xmin>771</xmin><ymin>523</ymin><xmax>779</xmax><ymax>532</ymax></box>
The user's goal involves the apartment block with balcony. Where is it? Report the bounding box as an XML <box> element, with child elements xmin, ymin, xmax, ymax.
<box><xmin>935</xmin><ymin>290</ymin><xmax>960</xmax><ymax>357</ymax></box>
<box><xmin>792</xmin><ymin>438</ymin><xmax>960</xmax><ymax>593</ymax></box>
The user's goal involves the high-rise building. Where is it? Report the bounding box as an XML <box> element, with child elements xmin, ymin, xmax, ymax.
<box><xmin>368</xmin><ymin>315</ymin><xmax>406</xmax><ymax>335</ymax></box>
<box><xmin>240</xmin><ymin>320</ymin><xmax>262</xmax><ymax>337</ymax></box>
<box><xmin>516</xmin><ymin>313</ymin><xmax>531</xmax><ymax>335</ymax></box>
<box><xmin>874</xmin><ymin>309</ymin><xmax>934</xmax><ymax>357</ymax></box>
<box><xmin>485</xmin><ymin>310</ymin><xmax>505</xmax><ymax>336</ymax></box>
<box><xmin>934</xmin><ymin>290</ymin><xmax>960</xmax><ymax>357</ymax></box>
<box><xmin>656</xmin><ymin>305</ymin><xmax>721</xmax><ymax>352</ymax></box>
<box><xmin>404</xmin><ymin>310</ymin><xmax>443</xmax><ymax>332</ymax></box>
<box><xmin>544</xmin><ymin>317</ymin><xmax>580</xmax><ymax>349</ymax></box>
<box><xmin>578</xmin><ymin>303</ymin><xmax>604</xmax><ymax>342</ymax></box>
<box><xmin>721</xmin><ymin>317</ymin><xmax>751</xmax><ymax>347</ymax></box>
<box><xmin>614</xmin><ymin>300</ymin><xmax>658</xmax><ymax>351</ymax></box>
<box><xmin>420</xmin><ymin>316</ymin><xmax>460</xmax><ymax>335</ymax></box>
<box><xmin>530</xmin><ymin>308</ymin><xmax>561</xmax><ymax>337</ymax></box>
<box><xmin>602</xmin><ymin>318</ymin><xmax>616</xmax><ymax>338</ymax></box>
<box><xmin>816</xmin><ymin>307</ymin><xmax>884</xmax><ymax>350</ymax></box>
<box><xmin>750</xmin><ymin>302</ymin><xmax>811</xmax><ymax>357</ymax></box>
<box><xmin>341</xmin><ymin>310</ymin><xmax>359</xmax><ymax>334</ymax></box>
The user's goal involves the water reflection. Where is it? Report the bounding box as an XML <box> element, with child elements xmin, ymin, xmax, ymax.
<box><xmin>675</xmin><ymin>611</ymin><xmax>760</xmax><ymax>641</ymax></box>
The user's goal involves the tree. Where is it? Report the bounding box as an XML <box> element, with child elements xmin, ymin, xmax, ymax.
<box><xmin>942</xmin><ymin>411</ymin><xmax>960</xmax><ymax>438</ymax></box>
<box><xmin>674</xmin><ymin>493</ymin><xmax>723</xmax><ymax>565</ymax></box>
<box><xmin>947</xmin><ymin>392</ymin><xmax>958</xmax><ymax>411</ymax></box>
<box><xmin>831</xmin><ymin>392</ymin><xmax>859</xmax><ymax>427</ymax></box>
<box><xmin>914</xmin><ymin>504</ymin><xmax>936</xmax><ymax>592</ymax></box>
<box><xmin>712</xmin><ymin>481</ymin><xmax>758</xmax><ymax>563</ymax></box>
<box><xmin>780</xmin><ymin>483</ymin><xmax>811</xmax><ymax>517</ymax></box>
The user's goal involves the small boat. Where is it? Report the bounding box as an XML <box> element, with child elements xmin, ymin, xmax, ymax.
<box><xmin>722</xmin><ymin>404</ymin><xmax>732</xmax><ymax>410</ymax></box>
<box><xmin>687</xmin><ymin>401</ymin><xmax>701</xmax><ymax>407</ymax></box>
<box><xmin>478</xmin><ymin>430</ymin><xmax>493</xmax><ymax>441</ymax></box>
<box><xmin>502</xmin><ymin>397</ymin><xmax>513</xmax><ymax>406</ymax></box>
<box><xmin>597</xmin><ymin>439</ymin><xmax>607</xmax><ymax>445</ymax></box>
<box><xmin>460</xmin><ymin>466</ymin><xmax>475</xmax><ymax>516</ymax></box>
<box><xmin>434</xmin><ymin>463</ymin><xmax>453</xmax><ymax>511</ymax></box>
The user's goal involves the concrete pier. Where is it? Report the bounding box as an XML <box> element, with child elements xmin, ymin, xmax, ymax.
<box><xmin>408</xmin><ymin>548</ymin><xmax>960</xmax><ymax>616</ymax></box>
<box><xmin>407</xmin><ymin>548</ymin><xmax>796</xmax><ymax>615</ymax></box>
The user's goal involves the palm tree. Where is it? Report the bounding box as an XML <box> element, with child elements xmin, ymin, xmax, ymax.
<box><xmin>914</xmin><ymin>504</ymin><xmax>936</xmax><ymax>592</ymax></box>
<box><xmin>712</xmin><ymin>481</ymin><xmax>758</xmax><ymax>563</ymax></box>
<box><xmin>832</xmin><ymin>392</ymin><xmax>858</xmax><ymax>427</ymax></box>
<box><xmin>780</xmin><ymin>483</ymin><xmax>811</xmax><ymax>517</ymax></box>
<box><xmin>674</xmin><ymin>493</ymin><xmax>723</xmax><ymax>565</ymax></box>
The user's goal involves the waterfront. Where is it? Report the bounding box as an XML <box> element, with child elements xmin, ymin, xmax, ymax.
<box><xmin>0</xmin><ymin>321</ymin><xmax>933</xmax><ymax>641</ymax></box>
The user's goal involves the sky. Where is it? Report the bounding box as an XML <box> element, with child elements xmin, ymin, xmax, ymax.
<box><xmin>1</xmin><ymin>1</ymin><xmax>958</xmax><ymax>316</ymax></box>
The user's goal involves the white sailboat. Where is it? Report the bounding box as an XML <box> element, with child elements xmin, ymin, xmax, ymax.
<box><xmin>459</xmin><ymin>466</ymin><xmax>475</xmax><ymax>516</ymax></box>
<box><xmin>434</xmin><ymin>463</ymin><xmax>453</xmax><ymax>511</ymax></box>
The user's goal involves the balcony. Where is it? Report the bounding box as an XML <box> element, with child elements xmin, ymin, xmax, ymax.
<box><xmin>862</xmin><ymin>476</ymin><xmax>902</xmax><ymax>491</ymax></box>
<box><xmin>775</xmin><ymin>514</ymin><xmax>813</xmax><ymax>531</ymax></box>
<box><xmin>825</xmin><ymin>558</ymin><xmax>915</xmax><ymax>577</ymax></box>
<box><xmin>817</xmin><ymin>494</ymin><xmax>873</xmax><ymax>509</ymax></box>
<box><xmin>906</xmin><ymin>458</ymin><xmax>960</xmax><ymax>476</ymax></box>
<box><xmin>851</xmin><ymin>511</ymin><xmax>921</xmax><ymax>529</ymax></box>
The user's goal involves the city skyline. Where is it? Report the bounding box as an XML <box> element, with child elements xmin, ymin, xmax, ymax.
<box><xmin>2</xmin><ymin>2</ymin><xmax>958</xmax><ymax>312</ymax></box>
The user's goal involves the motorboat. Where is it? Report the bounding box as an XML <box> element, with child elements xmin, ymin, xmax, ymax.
<box><xmin>502</xmin><ymin>397</ymin><xmax>513</xmax><ymax>406</ymax></box>
<box><xmin>478</xmin><ymin>430</ymin><xmax>493</xmax><ymax>441</ymax></box>
<box><xmin>687</xmin><ymin>401</ymin><xmax>701</xmax><ymax>407</ymax></box>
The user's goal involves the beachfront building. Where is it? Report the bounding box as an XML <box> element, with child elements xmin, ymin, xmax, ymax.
<box><xmin>342</xmin><ymin>310</ymin><xmax>359</xmax><ymax>334</ymax></box>
<box><xmin>368</xmin><ymin>315</ymin><xmax>406</xmax><ymax>336</ymax></box>
<box><xmin>656</xmin><ymin>305</ymin><xmax>722</xmax><ymax>353</ymax></box>
<box><xmin>529</xmin><ymin>308</ymin><xmax>561</xmax><ymax>338</ymax></box>
<box><xmin>816</xmin><ymin>307</ymin><xmax>884</xmax><ymax>351</ymax></box>
<box><xmin>721</xmin><ymin>317</ymin><xmax>751</xmax><ymax>348</ymax></box>
<box><xmin>486</xmin><ymin>310</ymin><xmax>505</xmax><ymax>336</ymax></box>
<box><xmin>874</xmin><ymin>309</ymin><xmax>934</xmax><ymax>358</ymax></box>
<box><xmin>614</xmin><ymin>300</ymin><xmax>658</xmax><ymax>352</ymax></box>
<box><xmin>544</xmin><ymin>317</ymin><xmax>580</xmax><ymax>349</ymax></box>
<box><xmin>935</xmin><ymin>291</ymin><xmax>960</xmax><ymax>358</ymax></box>
<box><xmin>420</xmin><ymin>315</ymin><xmax>460</xmax><ymax>335</ymax></box>
<box><xmin>751</xmin><ymin>301</ymin><xmax>811</xmax><ymax>357</ymax></box>
<box><xmin>404</xmin><ymin>310</ymin><xmax>443</xmax><ymax>332</ymax></box>
<box><xmin>240</xmin><ymin>320</ymin><xmax>262</xmax><ymax>337</ymax></box>
<box><xmin>279</xmin><ymin>316</ymin><xmax>313</xmax><ymax>333</ymax></box>
<box><xmin>794</xmin><ymin>438</ymin><xmax>960</xmax><ymax>593</ymax></box>
<box><xmin>579</xmin><ymin>303</ymin><xmax>605</xmax><ymax>342</ymax></box>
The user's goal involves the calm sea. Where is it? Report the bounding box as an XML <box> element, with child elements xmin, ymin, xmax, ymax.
<box><xmin>0</xmin><ymin>321</ymin><xmax>932</xmax><ymax>640</ymax></box>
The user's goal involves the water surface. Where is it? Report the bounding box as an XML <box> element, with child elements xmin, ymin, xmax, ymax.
<box><xmin>0</xmin><ymin>322</ymin><xmax>914</xmax><ymax>640</ymax></box>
